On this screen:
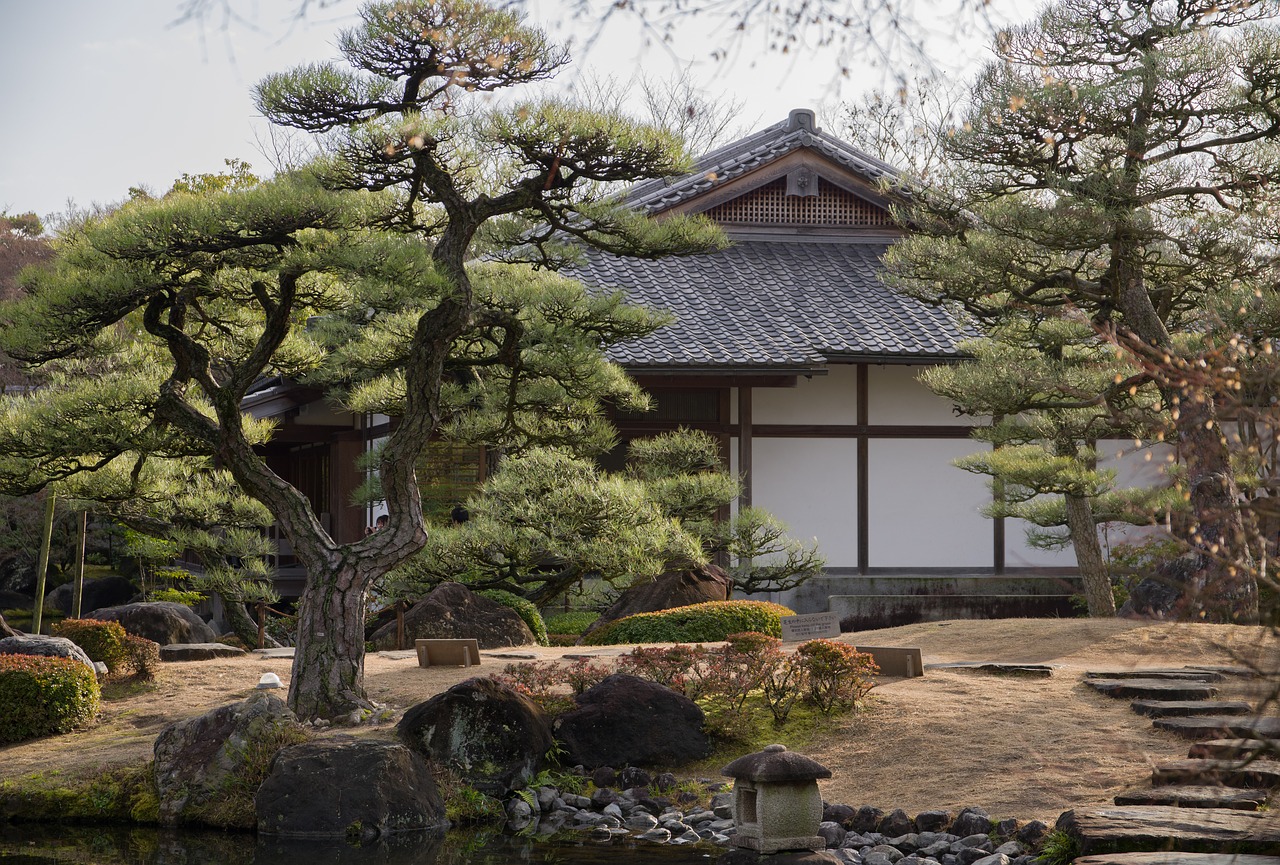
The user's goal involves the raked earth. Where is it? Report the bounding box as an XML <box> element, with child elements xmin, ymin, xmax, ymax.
<box><xmin>0</xmin><ymin>618</ymin><xmax>1275</xmax><ymax>825</ymax></box>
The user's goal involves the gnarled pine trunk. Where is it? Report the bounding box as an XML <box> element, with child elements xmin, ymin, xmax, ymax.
<box><xmin>288</xmin><ymin>555</ymin><xmax>373</xmax><ymax>722</ymax></box>
<box><xmin>1063</xmin><ymin>493</ymin><xmax>1116</xmax><ymax>617</ymax></box>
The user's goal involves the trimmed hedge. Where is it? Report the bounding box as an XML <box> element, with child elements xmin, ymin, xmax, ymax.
<box><xmin>478</xmin><ymin>590</ymin><xmax>549</xmax><ymax>646</ymax></box>
<box><xmin>51</xmin><ymin>618</ymin><xmax>160</xmax><ymax>679</ymax></box>
<box><xmin>581</xmin><ymin>600</ymin><xmax>795</xmax><ymax>646</ymax></box>
<box><xmin>0</xmin><ymin>654</ymin><xmax>100</xmax><ymax>744</ymax></box>
<box><xmin>52</xmin><ymin>618</ymin><xmax>129</xmax><ymax>673</ymax></box>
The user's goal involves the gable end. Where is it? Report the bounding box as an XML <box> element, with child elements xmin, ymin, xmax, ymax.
<box><xmin>702</xmin><ymin>177</ymin><xmax>894</xmax><ymax>228</ymax></box>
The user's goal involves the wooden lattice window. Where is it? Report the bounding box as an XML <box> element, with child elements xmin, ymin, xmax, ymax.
<box><xmin>616</xmin><ymin>389</ymin><xmax>721</xmax><ymax>423</ymax></box>
<box><xmin>416</xmin><ymin>441</ymin><xmax>486</xmax><ymax>523</ymax></box>
<box><xmin>703</xmin><ymin>177</ymin><xmax>893</xmax><ymax>227</ymax></box>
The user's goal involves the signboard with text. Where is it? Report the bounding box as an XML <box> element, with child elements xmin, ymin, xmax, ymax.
<box><xmin>780</xmin><ymin>612</ymin><xmax>842</xmax><ymax>642</ymax></box>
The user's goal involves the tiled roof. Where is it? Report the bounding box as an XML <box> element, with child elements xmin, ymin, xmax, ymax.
<box><xmin>575</xmin><ymin>240</ymin><xmax>971</xmax><ymax>370</ymax></box>
<box><xmin>627</xmin><ymin>109</ymin><xmax>904</xmax><ymax>215</ymax></box>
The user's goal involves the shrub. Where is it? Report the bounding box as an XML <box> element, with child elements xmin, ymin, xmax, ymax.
<box><xmin>52</xmin><ymin>618</ymin><xmax>130</xmax><ymax>673</ymax></box>
<box><xmin>148</xmin><ymin>588</ymin><xmax>205</xmax><ymax>607</ymax></box>
<box><xmin>795</xmin><ymin>639</ymin><xmax>878</xmax><ymax>714</ymax></box>
<box><xmin>617</xmin><ymin>643</ymin><xmax>709</xmax><ymax>695</ymax></box>
<box><xmin>123</xmin><ymin>635</ymin><xmax>161</xmax><ymax>680</ymax></box>
<box><xmin>489</xmin><ymin>657</ymin><xmax>612</xmax><ymax>715</ymax></box>
<box><xmin>543</xmin><ymin>611</ymin><xmax>599</xmax><ymax>636</ymax></box>
<box><xmin>580</xmin><ymin>600</ymin><xmax>795</xmax><ymax>645</ymax></box>
<box><xmin>478</xmin><ymin>590</ymin><xmax>548</xmax><ymax>646</ymax></box>
<box><xmin>0</xmin><ymin>654</ymin><xmax>100</xmax><ymax>744</ymax></box>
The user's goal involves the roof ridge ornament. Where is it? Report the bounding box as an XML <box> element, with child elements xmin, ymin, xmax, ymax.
<box><xmin>787</xmin><ymin>108</ymin><xmax>817</xmax><ymax>133</ymax></box>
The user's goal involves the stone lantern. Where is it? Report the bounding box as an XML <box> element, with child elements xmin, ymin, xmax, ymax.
<box><xmin>722</xmin><ymin>744</ymin><xmax>832</xmax><ymax>854</ymax></box>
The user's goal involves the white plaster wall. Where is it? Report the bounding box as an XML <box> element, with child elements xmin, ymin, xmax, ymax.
<box><xmin>745</xmin><ymin>437</ymin><xmax>859</xmax><ymax>568</ymax></box>
<box><xmin>1003</xmin><ymin>439</ymin><xmax>1175</xmax><ymax>567</ymax></box>
<box><xmin>1004</xmin><ymin>518</ymin><xmax>1076</xmax><ymax>567</ymax></box>
<box><xmin>751</xmin><ymin>365</ymin><xmax>858</xmax><ymax>425</ymax></box>
<box><xmin>866</xmin><ymin>364</ymin><xmax>965</xmax><ymax>426</ymax></box>
<box><xmin>1099</xmin><ymin>438</ymin><xmax>1176</xmax><ymax>549</ymax></box>
<box><xmin>867</xmin><ymin>438</ymin><xmax>993</xmax><ymax>567</ymax></box>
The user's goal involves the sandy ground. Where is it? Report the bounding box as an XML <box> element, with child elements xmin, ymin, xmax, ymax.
<box><xmin>1</xmin><ymin>618</ymin><xmax>1275</xmax><ymax>825</ymax></box>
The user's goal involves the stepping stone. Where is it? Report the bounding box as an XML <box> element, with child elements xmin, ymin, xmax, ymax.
<box><xmin>1087</xmin><ymin>669</ymin><xmax>1226</xmax><ymax>683</ymax></box>
<box><xmin>1130</xmin><ymin>700</ymin><xmax>1253</xmax><ymax>718</ymax></box>
<box><xmin>1061</xmin><ymin>805</ymin><xmax>1280</xmax><ymax>855</ymax></box>
<box><xmin>1075</xmin><ymin>853</ymin><xmax>1280</xmax><ymax>865</ymax></box>
<box><xmin>1085</xmin><ymin>678</ymin><xmax>1219</xmax><ymax>700</ymax></box>
<box><xmin>252</xmin><ymin>647</ymin><xmax>295</xmax><ymax>659</ymax></box>
<box><xmin>1152</xmin><ymin>759</ymin><xmax>1280</xmax><ymax>790</ymax></box>
<box><xmin>1189</xmin><ymin>739</ymin><xmax>1279</xmax><ymax>761</ymax></box>
<box><xmin>1184</xmin><ymin>665</ymin><xmax>1261</xmax><ymax>679</ymax></box>
<box><xmin>1113</xmin><ymin>785</ymin><xmax>1270</xmax><ymax>810</ymax></box>
<box><xmin>1154</xmin><ymin>716</ymin><xmax>1280</xmax><ymax>741</ymax></box>
<box><xmin>931</xmin><ymin>662</ymin><xmax>1054</xmax><ymax>677</ymax></box>
<box><xmin>159</xmin><ymin>642</ymin><xmax>247</xmax><ymax>661</ymax></box>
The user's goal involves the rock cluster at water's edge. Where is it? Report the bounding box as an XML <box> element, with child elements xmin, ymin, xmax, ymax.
<box><xmin>501</xmin><ymin>780</ymin><xmax>1052</xmax><ymax>861</ymax></box>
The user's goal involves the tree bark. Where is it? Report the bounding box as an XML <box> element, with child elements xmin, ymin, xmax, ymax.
<box><xmin>220</xmin><ymin>594</ymin><xmax>282</xmax><ymax>650</ymax></box>
<box><xmin>1167</xmin><ymin>393</ymin><xmax>1259</xmax><ymax>623</ymax></box>
<box><xmin>1063</xmin><ymin>493</ymin><xmax>1116</xmax><ymax>617</ymax></box>
<box><xmin>288</xmin><ymin>555</ymin><xmax>373</xmax><ymax>721</ymax></box>
<box><xmin>1111</xmin><ymin>217</ymin><xmax>1258</xmax><ymax>624</ymax></box>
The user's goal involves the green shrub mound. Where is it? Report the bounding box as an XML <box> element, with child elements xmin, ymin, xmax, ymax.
<box><xmin>51</xmin><ymin>618</ymin><xmax>160</xmax><ymax>680</ymax></box>
<box><xmin>0</xmin><ymin>654</ymin><xmax>101</xmax><ymax>744</ymax></box>
<box><xmin>124</xmin><ymin>635</ymin><xmax>162</xmax><ymax>680</ymax></box>
<box><xmin>581</xmin><ymin>600</ymin><xmax>795</xmax><ymax>646</ymax></box>
<box><xmin>52</xmin><ymin>618</ymin><xmax>129</xmax><ymax>672</ymax></box>
<box><xmin>543</xmin><ymin>611</ymin><xmax>599</xmax><ymax>636</ymax></box>
<box><xmin>479</xmin><ymin>590</ymin><xmax>549</xmax><ymax>646</ymax></box>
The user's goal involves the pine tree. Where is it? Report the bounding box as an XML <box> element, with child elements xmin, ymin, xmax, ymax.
<box><xmin>389</xmin><ymin>429</ymin><xmax>823</xmax><ymax>603</ymax></box>
<box><xmin>0</xmin><ymin>0</ymin><xmax>723</xmax><ymax>721</ymax></box>
<box><xmin>885</xmin><ymin>0</ymin><xmax>1280</xmax><ymax>623</ymax></box>
<box><xmin>922</xmin><ymin>319</ymin><xmax>1180</xmax><ymax>616</ymax></box>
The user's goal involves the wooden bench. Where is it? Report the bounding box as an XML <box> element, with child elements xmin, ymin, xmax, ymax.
<box><xmin>415</xmin><ymin>638</ymin><xmax>481</xmax><ymax>668</ymax></box>
<box><xmin>853</xmin><ymin>645</ymin><xmax>924</xmax><ymax>678</ymax></box>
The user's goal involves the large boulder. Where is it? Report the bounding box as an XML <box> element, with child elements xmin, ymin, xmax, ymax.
<box><xmin>46</xmin><ymin>576</ymin><xmax>138</xmax><ymax>616</ymax></box>
<box><xmin>1119</xmin><ymin>553</ymin><xmax>1198</xmax><ymax>620</ymax></box>
<box><xmin>554</xmin><ymin>673</ymin><xmax>712</xmax><ymax>769</ymax></box>
<box><xmin>87</xmin><ymin>601</ymin><xmax>216</xmax><ymax>646</ymax></box>
<box><xmin>0</xmin><ymin>552</ymin><xmax>36</xmax><ymax>596</ymax></box>
<box><xmin>153</xmin><ymin>692</ymin><xmax>305</xmax><ymax>828</ymax></box>
<box><xmin>0</xmin><ymin>634</ymin><xmax>94</xmax><ymax>672</ymax></box>
<box><xmin>369</xmin><ymin>582</ymin><xmax>533</xmax><ymax>650</ymax></box>
<box><xmin>0</xmin><ymin>589</ymin><xmax>33</xmax><ymax>613</ymax></box>
<box><xmin>256</xmin><ymin>739</ymin><xmax>448</xmax><ymax>838</ymax></box>
<box><xmin>583</xmin><ymin>564</ymin><xmax>730</xmax><ymax>641</ymax></box>
<box><xmin>398</xmin><ymin>677</ymin><xmax>553</xmax><ymax>795</ymax></box>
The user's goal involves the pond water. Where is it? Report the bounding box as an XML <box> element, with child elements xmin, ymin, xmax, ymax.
<box><xmin>0</xmin><ymin>824</ymin><xmax>725</xmax><ymax>865</ymax></box>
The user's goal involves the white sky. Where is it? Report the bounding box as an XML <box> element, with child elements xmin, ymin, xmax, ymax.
<box><xmin>0</xmin><ymin>0</ymin><xmax>1033</xmax><ymax>223</ymax></box>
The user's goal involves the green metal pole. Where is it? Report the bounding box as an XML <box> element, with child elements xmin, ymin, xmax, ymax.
<box><xmin>32</xmin><ymin>493</ymin><xmax>56</xmax><ymax>634</ymax></box>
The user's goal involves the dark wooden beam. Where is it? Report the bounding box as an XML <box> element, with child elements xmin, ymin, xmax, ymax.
<box><xmin>630</xmin><ymin>374</ymin><xmax>800</xmax><ymax>389</ymax></box>
<box><xmin>857</xmin><ymin>364</ymin><xmax>869</xmax><ymax>575</ymax></box>
<box><xmin>739</xmin><ymin>386</ymin><xmax>753</xmax><ymax>509</ymax></box>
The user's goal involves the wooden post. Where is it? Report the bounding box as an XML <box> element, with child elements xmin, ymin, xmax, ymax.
<box><xmin>257</xmin><ymin>601</ymin><xmax>266</xmax><ymax>650</ymax></box>
<box><xmin>396</xmin><ymin>600</ymin><xmax>406</xmax><ymax>651</ymax></box>
<box><xmin>72</xmin><ymin>510</ymin><xmax>87</xmax><ymax>619</ymax></box>
<box><xmin>32</xmin><ymin>494</ymin><xmax>56</xmax><ymax>634</ymax></box>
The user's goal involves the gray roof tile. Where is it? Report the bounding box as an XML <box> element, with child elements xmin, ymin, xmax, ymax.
<box><xmin>574</xmin><ymin>240</ymin><xmax>971</xmax><ymax>370</ymax></box>
<box><xmin>627</xmin><ymin>110</ymin><xmax>904</xmax><ymax>215</ymax></box>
